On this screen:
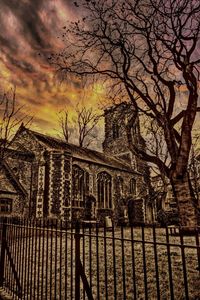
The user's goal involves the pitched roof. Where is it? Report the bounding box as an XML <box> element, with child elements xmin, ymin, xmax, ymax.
<box><xmin>0</xmin><ymin>160</ymin><xmax>27</xmax><ymax>196</ymax></box>
<box><xmin>20</xmin><ymin>127</ymin><xmax>139</xmax><ymax>174</ymax></box>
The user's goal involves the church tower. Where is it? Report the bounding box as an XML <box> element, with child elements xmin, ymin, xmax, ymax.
<box><xmin>102</xmin><ymin>102</ymin><xmax>153</xmax><ymax>202</ymax></box>
<box><xmin>102</xmin><ymin>102</ymin><xmax>141</xmax><ymax>170</ymax></box>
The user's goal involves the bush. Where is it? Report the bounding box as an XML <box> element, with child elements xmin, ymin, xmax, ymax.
<box><xmin>157</xmin><ymin>209</ymin><xmax>169</xmax><ymax>226</ymax></box>
<box><xmin>157</xmin><ymin>209</ymin><xmax>179</xmax><ymax>226</ymax></box>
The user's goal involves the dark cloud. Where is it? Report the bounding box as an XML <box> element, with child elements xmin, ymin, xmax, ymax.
<box><xmin>0</xmin><ymin>0</ymin><xmax>50</xmax><ymax>49</ymax></box>
<box><xmin>0</xmin><ymin>0</ymin><xmax>96</xmax><ymax>137</ymax></box>
<box><xmin>0</xmin><ymin>0</ymin><xmax>78</xmax><ymax>51</ymax></box>
<box><xmin>6</xmin><ymin>55</ymin><xmax>35</xmax><ymax>74</ymax></box>
<box><xmin>0</xmin><ymin>0</ymin><xmax>80</xmax><ymax>86</ymax></box>
<box><xmin>0</xmin><ymin>35</ymin><xmax>18</xmax><ymax>54</ymax></box>
<box><xmin>0</xmin><ymin>1</ymin><xmax>48</xmax><ymax>84</ymax></box>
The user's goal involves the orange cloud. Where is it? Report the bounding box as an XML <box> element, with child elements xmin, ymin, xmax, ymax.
<box><xmin>0</xmin><ymin>0</ymin><xmax>105</xmax><ymax>144</ymax></box>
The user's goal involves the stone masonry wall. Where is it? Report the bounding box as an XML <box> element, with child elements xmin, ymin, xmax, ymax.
<box><xmin>103</xmin><ymin>104</ymin><xmax>130</xmax><ymax>156</ymax></box>
<box><xmin>6</xmin><ymin>157</ymin><xmax>33</xmax><ymax>197</ymax></box>
<box><xmin>47</xmin><ymin>150</ymin><xmax>72</xmax><ymax>219</ymax></box>
<box><xmin>7</xmin><ymin>126</ymin><xmax>151</xmax><ymax>223</ymax></box>
<box><xmin>102</xmin><ymin>103</ymin><xmax>153</xmax><ymax>222</ymax></box>
<box><xmin>72</xmin><ymin>158</ymin><xmax>139</xmax><ymax>223</ymax></box>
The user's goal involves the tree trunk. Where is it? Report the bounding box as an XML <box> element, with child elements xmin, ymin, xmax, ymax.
<box><xmin>171</xmin><ymin>172</ymin><xmax>198</xmax><ymax>231</ymax></box>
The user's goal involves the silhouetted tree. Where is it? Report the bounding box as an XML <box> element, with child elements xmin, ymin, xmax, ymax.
<box><xmin>58</xmin><ymin>110</ymin><xmax>70</xmax><ymax>142</ymax></box>
<box><xmin>53</xmin><ymin>0</ymin><xmax>200</xmax><ymax>229</ymax></box>
<box><xmin>0</xmin><ymin>88</ymin><xmax>32</xmax><ymax>159</ymax></box>
<box><xmin>77</xmin><ymin>106</ymin><xmax>101</xmax><ymax>147</ymax></box>
<box><xmin>58</xmin><ymin>106</ymin><xmax>101</xmax><ymax>148</ymax></box>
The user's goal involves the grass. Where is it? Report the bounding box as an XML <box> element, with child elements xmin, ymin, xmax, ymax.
<box><xmin>2</xmin><ymin>225</ymin><xmax>200</xmax><ymax>299</ymax></box>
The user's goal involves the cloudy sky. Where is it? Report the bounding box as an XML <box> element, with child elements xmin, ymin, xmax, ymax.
<box><xmin>1</xmin><ymin>0</ymin><xmax>199</xmax><ymax>152</ymax></box>
<box><xmin>0</xmin><ymin>0</ymin><xmax>104</xmax><ymax>140</ymax></box>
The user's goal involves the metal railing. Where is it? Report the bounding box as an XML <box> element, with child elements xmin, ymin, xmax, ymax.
<box><xmin>0</xmin><ymin>217</ymin><xmax>199</xmax><ymax>300</ymax></box>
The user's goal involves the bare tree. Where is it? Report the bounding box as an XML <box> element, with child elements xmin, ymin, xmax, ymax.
<box><xmin>77</xmin><ymin>106</ymin><xmax>101</xmax><ymax>147</ymax></box>
<box><xmin>52</xmin><ymin>0</ymin><xmax>200</xmax><ymax>229</ymax></box>
<box><xmin>58</xmin><ymin>106</ymin><xmax>101</xmax><ymax>148</ymax></box>
<box><xmin>0</xmin><ymin>88</ymin><xmax>32</xmax><ymax>159</ymax></box>
<box><xmin>58</xmin><ymin>110</ymin><xmax>70</xmax><ymax>142</ymax></box>
<box><xmin>143</xmin><ymin>117</ymin><xmax>169</xmax><ymax>190</ymax></box>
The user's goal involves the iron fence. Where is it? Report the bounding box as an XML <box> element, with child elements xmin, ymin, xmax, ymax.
<box><xmin>0</xmin><ymin>217</ymin><xmax>199</xmax><ymax>300</ymax></box>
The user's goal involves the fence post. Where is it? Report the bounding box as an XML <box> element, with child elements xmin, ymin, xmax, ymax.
<box><xmin>75</xmin><ymin>221</ymin><xmax>94</xmax><ymax>300</ymax></box>
<box><xmin>0</xmin><ymin>217</ymin><xmax>7</xmax><ymax>287</ymax></box>
<box><xmin>75</xmin><ymin>221</ymin><xmax>81</xmax><ymax>300</ymax></box>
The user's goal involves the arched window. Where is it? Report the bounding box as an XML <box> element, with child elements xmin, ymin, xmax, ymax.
<box><xmin>0</xmin><ymin>198</ymin><xmax>12</xmax><ymax>214</ymax></box>
<box><xmin>72</xmin><ymin>165</ymin><xmax>89</xmax><ymax>207</ymax></box>
<box><xmin>97</xmin><ymin>171</ymin><xmax>112</xmax><ymax>208</ymax></box>
<box><xmin>130</xmin><ymin>178</ymin><xmax>136</xmax><ymax>196</ymax></box>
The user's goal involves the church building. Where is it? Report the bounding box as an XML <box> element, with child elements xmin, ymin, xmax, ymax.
<box><xmin>0</xmin><ymin>103</ymin><xmax>155</xmax><ymax>224</ymax></box>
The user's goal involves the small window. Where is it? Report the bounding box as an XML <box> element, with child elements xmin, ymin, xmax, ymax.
<box><xmin>0</xmin><ymin>198</ymin><xmax>12</xmax><ymax>214</ymax></box>
<box><xmin>130</xmin><ymin>178</ymin><xmax>136</xmax><ymax>196</ymax></box>
<box><xmin>113</xmin><ymin>123</ymin><xmax>120</xmax><ymax>139</ymax></box>
<box><xmin>169</xmin><ymin>202</ymin><xmax>177</xmax><ymax>209</ymax></box>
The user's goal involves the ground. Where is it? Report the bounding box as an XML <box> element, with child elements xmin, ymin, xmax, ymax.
<box><xmin>2</xmin><ymin>224</ymin><xmax>200</xmax><ymax>300</ymax></box>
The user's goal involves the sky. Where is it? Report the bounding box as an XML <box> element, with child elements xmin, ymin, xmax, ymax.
<box><xmin>0</xmin><ymin>0</ymin><xmax>199</xmax><ymax>153</ymax></box>
<box><xmin>0</xmin><ymin>0</ymin><xmax>105</xmax><ymax>143</ymax></box>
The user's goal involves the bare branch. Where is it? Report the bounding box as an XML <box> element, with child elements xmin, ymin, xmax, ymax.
<box><xmin>51</xmin><ymin>0</ymin><xmax>200</xmax><ymax>226</ymax></box>
<box><xmin>76</xmin><ymin>106</ymin><xmax>102</xmax><ymax>147</ymax></box>
<box><xmin>0</xmin><ymin>88</ymin><xmax>33</xmax><ymax>159</ymax></box>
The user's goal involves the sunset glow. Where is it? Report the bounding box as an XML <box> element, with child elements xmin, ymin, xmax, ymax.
<box><xmin>0</xmin><ymin>0</ymin><xmax>199</xmax><ymax>151</ymax></box>
<box><xmin>0</xmin><ymin>0</ymin><xmax>104</xmax><ymax>140</ymax></box>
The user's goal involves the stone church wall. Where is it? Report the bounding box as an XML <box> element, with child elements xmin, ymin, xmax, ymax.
<box><xmin>45</xmin><ymin>150</ymin><xmax>72</xmax><ymax>220</ymax></box>
<box><xmin>72</xmin><ymin>158</ymin><xmax>138</xmax><ymax>223</ymax></box>
<box><xmin>1</xmin><ymin>124</ymin><xmax>152</xmax><ymax>224</ymax></box>
<box><xmin>10</xmin><ymin>130</ymin><xmax>48</xmax><ymax>217</ymax></box>
<box><xmin>6</xmin><ymin>157</ymin><xmax>33</xmax><ymax>197</ymax></box>
<box><xmin>102</xmin><ymin>103</ymin><xmax>154</xmax><ymax>223</ymax></box>
<box><xmin>11</xmin><ymin>129</ymin><xmax>45</xmax><ymax>159</ymax></box>
<box><xmin>0</xmin><ymin>193</ymin><xmax>25</xmax><ymax>217</ymax></box>
<box><xmin>0</xmin><ymin>165</ymin><xmax>27</xmax><ymax>217</ymax></box>
<box><xmin>103</xmin><ymin>104</ymin><xmax>130</xmax><ymax>156</ymax></box>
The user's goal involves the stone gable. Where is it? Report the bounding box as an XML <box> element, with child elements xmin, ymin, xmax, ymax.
<box><xmin>11</xmin><ymin>127</ymin><xmax>46</xmax><ymax>160</ymax></box>
<box><xmin>0</xmin><ymin>169</ymin><xmax>17</xmax><ymax>193</ymax></box>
